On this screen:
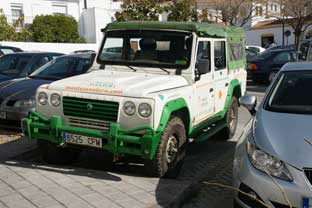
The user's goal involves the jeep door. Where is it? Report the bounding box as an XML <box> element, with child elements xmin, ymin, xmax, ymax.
<box><xmin>193</xmin><ymin>39</ymin><xmax>215</xmax><ymax>125</ymax></box>
<box><xmin>213</xmin><ymin>40</ymin><xmax>229</xmax><ymax>113</ymax></box>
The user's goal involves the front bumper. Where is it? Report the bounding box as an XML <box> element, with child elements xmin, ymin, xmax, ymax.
<box><xmin>22</xmin><ymin>111</ymin><xmax>161</xmax><ymax>159</ymax></box>
<box><xmin>233</xmin><ymin>143</ymin><xmax>312</xmax><ymax>208</ymax></box>
<box><xmin>0</xmin><ymin>107</ymin><xmax>33</xmax><ymax>128</ymax></box>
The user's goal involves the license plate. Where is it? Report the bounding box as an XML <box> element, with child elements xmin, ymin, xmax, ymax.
<box><xmin>0</xmin><ymin>112</ymin><xmax>6</xmax><ymax>119</ymax></box>
<box><xmin>302</xmin><ymin>197</ymin><xmax>312</xmax><ymax>208</ymax></box>
<box><xmin>63</xmin><ymin>133</ymin><xmax>102</xmax><ymax>148</ymax></box>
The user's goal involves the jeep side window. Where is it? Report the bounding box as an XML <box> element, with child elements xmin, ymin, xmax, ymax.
<box><xmin>214</xmin><ymin>41</ymin><xmax>226</xmax><ymax>70</ymax></box>
<box><xmin>195</xmin><ymin>41</ymin><xmax>211</xmax><ymax>80</ymax></box>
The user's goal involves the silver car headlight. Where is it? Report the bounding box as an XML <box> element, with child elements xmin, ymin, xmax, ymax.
<box><xmin>14</xmin><ymin>98</ymin><xmax>36</xmax><ymax>108</ymax></box>
<box><xmin>138</xmin><ymin>103</ymin><xmax>152</xmax><ymax>117</ymax></box>
<box><xmin>38</xmin><ymin>92</ymin><xmax>48</xmax><ymax>105</ymax></box>
<box><xmin>247</xmin><ymin>135</ymin><xmax>293</xmax><ymax>181</ymax></box>
<box><xmin>50</xmin><ymin>93</ymin><xmax>61</xmax><ymax>107</ymax></box>
<box><xmin>123</xmin><ymin>101</ymin><xmax>136</xmax><ymax>116</ymax></box>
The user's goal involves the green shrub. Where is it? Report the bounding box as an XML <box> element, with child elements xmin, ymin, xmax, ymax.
<box><xmin>0</xmin><ymin>9</ymin><xmax>16</xmax><ymax>41</ymax></box>
<box><xmin>32</xmin><ymin>15</ymin><xmax>86</xmax><ymax>43</ymax></box>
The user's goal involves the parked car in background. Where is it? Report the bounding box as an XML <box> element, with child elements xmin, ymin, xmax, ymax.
<box><xmin>72</xmin><ymin>50</ymin><xmax>96</xmax><ymax>54</ymax></box>
<box><xmin>247</xmin><ymin>49</ymin><xmax>297</xmax><ymax>83</ymax></box>
<box><xmin>234</xmin><ymin>62</ymin><xmax>312</xmax><ymax>208</ymax></box>
<box><xmin>0</xmin><ymin>52</ymin><xmax>63</xmax><ymax>83</ymax></box>
<box><xmin>246</xmin><ymin>45</ymin><xmax>265</xmax><ymax>53</ymax></box>
<box><xmin>0</xmin><ymin>46</ymin><xmax>23</xmax><ymax>57</ymax></box>
<box><xmin>245</xmin><ymin>48</ymin><xmax>258</xmax><ymax>62</ymax></box>
<box><xmin>266</xmin><ymin>44</ymin><xmax>296</xmax><ymax>51</ymax></box>
<box><xmin>299</xmin><ymin>39</ymin><xmax>312</xmax><ymax>61</ymax></box>
<box><xmin>0</xmin><ymin>52</ymin><xmax>95</xmax><ymax>128</ymax></box>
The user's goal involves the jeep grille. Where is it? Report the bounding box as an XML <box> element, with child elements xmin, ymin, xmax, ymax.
<box><xmin>62</xmin><ymin>97</ymin><xmax>119</xmax><ymax>123</ymax></box>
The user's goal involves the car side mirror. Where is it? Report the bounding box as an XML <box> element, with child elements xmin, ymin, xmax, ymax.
<box><xmin>196</xmin><ymin>59</ymin><xmax>210</xmax><ymax>75</ymax></box>
<box><xmin>239</xmin><ymin>95</ymin><xmax>257</xmax><ymax>115</ymax></box>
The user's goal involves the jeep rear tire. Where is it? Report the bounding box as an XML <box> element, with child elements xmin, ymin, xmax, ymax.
<box><xmin>144</xmin><ymin>116</ymin><xmax>186</xmax><ymax>178</ymax></box>
<box><xmin>37</xmin><ymin>140</ymin><xmax>81</xmax><ymax>165</ymax></box>
<box><xmin>219</xmin><ymin>96</ymin><xmax>239</xmax><ymax>140</ymax></box>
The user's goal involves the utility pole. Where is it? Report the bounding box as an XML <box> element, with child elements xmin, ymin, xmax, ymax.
<box><xmin>84</xmin><ymin>0</ymin><xmax>88</xmax><ymax>9</ymax></box>
<box><xmin>282</xmin><ymin>14</ymin><xmax>285</xmax><ymax>46</ymax></box>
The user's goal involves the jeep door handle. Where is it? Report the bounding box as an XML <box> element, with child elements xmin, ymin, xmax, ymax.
<box><xmin>210</xmin><ymin>88</ymin><xmax>214</xmax><ymax>92</ymax></box>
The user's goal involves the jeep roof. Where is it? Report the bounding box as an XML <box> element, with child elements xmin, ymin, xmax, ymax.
<box><xmin>102</xmin><ymin>21</ymin><xmax>245</xmax><ymax>39</ymax></box>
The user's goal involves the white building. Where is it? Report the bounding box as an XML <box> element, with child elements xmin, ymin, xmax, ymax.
<box><xmin>246</xmin><ymin>17</ymin><xmax>312</xmax><ymax>48</ymax></box>
<box><xmin>0</xmin><ymin>0</ymin><xmax>123</xmax><ymax>43</ymax></box>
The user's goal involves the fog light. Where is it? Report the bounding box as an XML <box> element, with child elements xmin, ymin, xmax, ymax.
<box><xmin>144</xmin><ymin>149</ymin><xmax>150</xmax><ymax>155</ymax></box>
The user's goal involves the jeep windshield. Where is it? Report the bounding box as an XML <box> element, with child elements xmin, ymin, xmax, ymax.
<box><xmin>98</xmin><ymin>30</ymin><xmax>193</xmax><ymax>69</ymax></box>
<box><xmin>265</xmin><ymin>71</ymin><xmax>312</xmax><ymax>114</ymax></box>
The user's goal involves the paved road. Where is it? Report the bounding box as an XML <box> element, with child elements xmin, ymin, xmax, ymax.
<box><xmin>183</xmin><ymin>82</ymin><xmax>266</xmax><ymax>208</ymax></box>
<box><xmin>0</xmin><ymin>82</ymin><xmax>267</xmax><ymax>208</ymax></box>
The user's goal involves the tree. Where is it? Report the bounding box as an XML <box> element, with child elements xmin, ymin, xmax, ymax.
<box><xmin>166</xmin><ymin>0</ymin><xmax>198</xmax><ymax>22</ymax></box>
<box><xmin>0</xmin><ymin>9</ymin><xmax>17</xmax><ymax>41</ymax></box>
<box><xmin>198</xmin><ymin>9</ymin><xmax>212</xmax><ymax>23</ymax></box>
<box><xmin>115</xmin><ymin>0</ymin><xmax>163</xmax><ymax>21</ymax></box>
<box><xmin>202</xmin><ymin>0</ymin><xmax>258</xmax><ymax>26</ymax></box>
<box><xmin>31</xmin><ymin>15</ymin><xmax>86</xmax><ymax>43</ymax></box>
<box><xmin>278</xmin><ymin>0</ymin><xmax>312</xmax><ymax>49</ymax></box>
<box><xmin>0</xmin><ymin>9</ymin><xmax>33</xmax><ymax>41</ymax></box>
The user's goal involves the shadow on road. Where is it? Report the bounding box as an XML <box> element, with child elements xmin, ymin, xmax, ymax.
<box><xmin>246</xmin><ymin>80</ymin><xmax>268</xmax><ymax>93</ymax></box>
<box><xmin>0</xmin><ymin>134</ymin><xmax>237</xmax><ymax>207</ymax></box>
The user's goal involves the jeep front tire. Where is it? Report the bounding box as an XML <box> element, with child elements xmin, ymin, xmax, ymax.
<box><xmin>144</xmin><ymin>116</ymin><xmax>186</xmax><ymax>178</ymax></box>
<box><xmin>219</xmin><ymin>96</ymin><xmax>239</xmax><ymax>140</ymax></box>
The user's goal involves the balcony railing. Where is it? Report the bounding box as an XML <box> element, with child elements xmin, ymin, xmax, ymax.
<box><xmin>5</xmin><ymin>15</ymin><xmax>34</xmax><ymax>30</ymax></box>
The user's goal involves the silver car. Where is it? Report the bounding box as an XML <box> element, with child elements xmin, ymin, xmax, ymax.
<box><xmin>233</xmin><ymin>62</ymin><xmax>312</xmax><ymax>208</ymax></box>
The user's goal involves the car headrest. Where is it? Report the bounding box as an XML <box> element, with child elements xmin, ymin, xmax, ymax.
<box><xmin>185</xmin><ymin>37</ymin><xmax>192</xmax><ymax>50</ymax></box>
<box><xmin>140</xmin><ymin>38</ymin><xmax>156</xmax><ymax>51</ymax></box>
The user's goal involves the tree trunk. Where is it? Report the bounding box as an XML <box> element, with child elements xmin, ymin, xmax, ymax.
<box><xmin>294</xmin><ymin>29</ymin><xmax>302</xmax><ymax>51</ymax></box>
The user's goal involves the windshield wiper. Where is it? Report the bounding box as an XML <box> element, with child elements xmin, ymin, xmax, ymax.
<box><xmin>29</xmin><ymin>75</ymin><xmax>59</xmax><ymax>81</ymax></box>
<box><xmin>159</xmin><ymin>67</ymin><xmax>170</xmax><ymax>74</ymax></box>
<box><xmin>125</xmin><ymin>65</ymin><xmax>136</xmax><ymax>72</ymax></box>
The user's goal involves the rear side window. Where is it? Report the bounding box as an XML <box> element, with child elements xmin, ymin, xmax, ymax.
<box><xmin>230</xmin><ymin>43</ymin><xmax>244</xmax><ymax>61</ymax></box>
<box><xmin>214</xmin><ymin>41</ymin><xmax>226</xmax><ymax>70</ymax></box>
<box><xmin>0</xmin><ymin>49</ymin><xmax>15</xmax><ymax>55</ymax></box>
<box><xmin>273</xmin><ymin>52</ymin><xmax>291</xmax><ymax>63</ymax></box>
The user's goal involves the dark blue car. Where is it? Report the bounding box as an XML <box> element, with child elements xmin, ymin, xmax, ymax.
<box><xmin>0</xmin><ymin>52</ymin><xmax>64</xmax><ymax>83</ymax></box>
<box><xmin>0</xmin><ymin>52</ymin><xmax>96</xmax><ymax>128</ymax></box>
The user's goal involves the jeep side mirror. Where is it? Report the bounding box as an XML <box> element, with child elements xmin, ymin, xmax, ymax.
<box><xmin>239</xmin><ymin>95</ymin><xmax>257</xmax><ymax>115</ymax></box>
<box><xmin>196</xmin><ymin>59</ymin><xmax>210</xmax><ymax>75</ymax></box>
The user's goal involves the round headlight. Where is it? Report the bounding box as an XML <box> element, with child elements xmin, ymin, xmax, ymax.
<box><xmin>123</xmin><ymin>101</ymin><xmax>136</xmax><ymax>116</ymax></box>
<box><xmin>50</xmin><ymin>93</ymin><xmax>61</xmax><ymax>107</ymax></box>
<box><xmin>138</xmin><ymin>103</ymin><xmax>152</xmax><ymax>117</ymax></box>
<box><xmin>38</xmin><ymin>92</ymin><xmax>48</xmax><ymax>105</ymax></box>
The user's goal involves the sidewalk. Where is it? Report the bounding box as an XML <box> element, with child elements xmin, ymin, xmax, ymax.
<box><xmin>0</xmin><ymin>137</ymin><xmax>201</xmax><ymax>208</ymax></box>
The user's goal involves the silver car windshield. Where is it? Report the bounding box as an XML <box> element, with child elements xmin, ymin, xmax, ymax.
<box><xmin>265</xmin><ymin>71</ymin><xmax>312</xmax><ymax>114</ymax></box>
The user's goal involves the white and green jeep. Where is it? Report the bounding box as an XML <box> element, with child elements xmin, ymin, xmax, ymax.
<box><xmin>22</xmin><ymin>22</ymin><xmax>247</xmax><ymax>177</ymax></box>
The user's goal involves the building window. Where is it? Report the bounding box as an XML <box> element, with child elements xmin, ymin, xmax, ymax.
<box><xmin>11</xmin><ymin>4</ymin><xmax>23</xmax><ymax>23</ymax></box>
<box><xmin>255</xmin><ymin>6</ymin><xmax>263</xmax><ymax>16</ymax></box>
<box><xmin>274</xmin><ymin>5</ymin><xmax>277</xmax><ymax>12</ymax></box>
<box><xmin>52</xmin><ymin>3</ymin><xmax>67</xmax><ymax>15</ymax></box>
